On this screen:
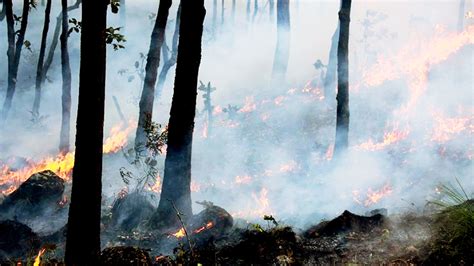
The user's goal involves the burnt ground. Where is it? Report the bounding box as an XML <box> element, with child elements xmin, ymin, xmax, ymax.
<box><xmin>0</xmin><ymin>171</ymin><xmax>472</xmax><ymax>265</ymax></box>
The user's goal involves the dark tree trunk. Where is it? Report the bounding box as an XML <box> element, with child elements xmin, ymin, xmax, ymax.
<box><xmin>42</xmin><ymin>0</ymin><xmax>81</xmax><ymax>84</ymax></box>
<box><xmin>271</xmin><ymin>0</ymin><xmax>290</xmax><ymax>86</ymax></box>
<box><xmin>458</xmin><ymin>0</ymin><xmax>465</xmax><ymax>32</ymax></box>
<box><xmin>156</xmin><ymin>5</ymin><xmax>181</xmax><ymax>98</ymax></box>
<box><xmin>269</xmin><ymin>0</ymin><xmax>274</xmax><ymax>20</ymax></box>
<box><xmin>221</xmin><ymin>0</ymin><xmax>224</xmax><ymax>25</ymax></box>
<box><xmin>120</xmin><ymin>0</ymin><xmax>126</xmax><ymax>28</ymax></box>
<box><xmin>323</xmin><ymin>25</ymin><xmax>339</xmax><ymax>104</ymax></box>
<box><xmin>212</xmin><ymin>0</ymin><xmax>217</xmax><ymax>38</ymax></box>
<box><xmin>59</xmin><ymin>0</ymin><xmax>71</xmax><ymax>154</ymax></box>
<box><xmin>334</xmin><ymin>0</ymin><xmax>351</xmax><ymax>156</ymax></box>
<box><xmin>134</xmin><ymin>0</ymin><xmax>172</xmax><ymax>154</ymax></box>
<box><xmin>231</xmin><ymin>0</ymin><xmax>235</xmax><ymax>24</ymax></box>
<box><xmin>0</xmin><ymin>1</ymin><xmax>5</xmax><ymax>21</ymax></box>
<box><xmin>152</xmin><ymin>0</ymin><xmax>206</xmax><ymax>229</ymax></box>
<box><xmin>64</xmin><ymin>0</ymin><xmax>107</xmax><ymax>264</ymax></box>
<box><xmin>1</xmin><ymin>0</ymin><xmax>30</xmax><ymax>122</ymax></box>
<box><xmin>32</xmin><ymin>0</ymin><xmax>52</xmax><ymax>116</ymax></box>
<box><xmin>246</xmin><ymin>0</ymin><xmax>250</xmax><ymax>22</ymax></box>
<box><xmin>252</xmin><ymin>0</ymin><xmax>258</xmax><ymax>22</ymax></box>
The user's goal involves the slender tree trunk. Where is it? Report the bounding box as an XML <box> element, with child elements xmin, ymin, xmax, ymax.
<box><xmin>64</xmin><ymin>0</ymin><xmax>107</xmax><ymax>264</ymax></box>
<box><xmin>120</xmin><ymin>0</ymin><xmax>126</xmax><ymax>28</ymax></box>
<box><xmin>269</xmin><ymin>0</ymin><xmax>274</xmax><ymax>20</ymax></box>
<box><xmin>231</xmin><ymin>0</ymin><xmax>235</xmax><ymax>24</ymax></box>
<box><xmin>32</xmin><ymin>0</ymin><xmax>52</xmax><ymax>116</ymax></box>
<box><xmin>152</xmin><ymin>0</ymin><xmax>206</xmax><ymax>229</ymax></box>
<box><xmin>271</xmin><ymin>0</ymin><xmax>290</xmax><ymax>86</ymax></box>
<box><xmin>323</xmin><ymin>25</ymin><xmax>339</xmax><ymax>104</ymax></box>
<box><xmin>246</xmin><ymin>0</ymin><xmax>251</xmax><ymax>22</ymax></box>
<box><xmin>221</xmin><ymin>0</ymin><xmax>224</xmax><ymax>26</ymax></box>
<box><xmin>252</xmin><ymin>0</ymin><xmax>258</xmax><ymax>22</ymax></box>
<box><xmin>212</xmin><ymin>0</ymin><xmax>217</xmax><ymax>38</ymax></box>
<box><xmin>134</xmin><ymin>0</ymin><xmax>172</xmax><ymax>154</ymax></box>
<box><xmin>458</xmin><ymin>0</ymin><xmax>465</xmax><ymax>32</ymax></box>
<box><xmin>59</xmin><ymin>0</ymin><xmax>71</xmax><ymax>154</ymax></box>
<box><xmin>1</xmin><ymin>0</ymin><xmax>30</xmax><ymax>122</ymax></box>
<box><xmin>42</xmin><ymin>0</ymin><xmax>81</xmax><ymax>84</ymax></box>
<box><xmin>334</xmin><ymin>0</ymin><xmax>351</xmax><ymax>156</ymax></box>
<box><xmin>156</xmin><ymin>5</ymin><xmax>181</xmax><ymax>98</ymax></box>
<box><xmin>0</xmin><ymin>1</ymin><xmax>5</xmax><ymax>21</ymax></box>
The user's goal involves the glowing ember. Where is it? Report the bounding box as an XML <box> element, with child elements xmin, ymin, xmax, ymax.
<box><xmin>430</xmin><ymin>111</ymin><xmax>473</xmax><ymax>143</ymax></box>
<box><xmin>172</xmin><ymin>227</ymin><xmax>186</xmax><ymax>238</ymax></box>
<box><xmin>279</xmin><ymin>161</ymin><xmax>298</xmax><ymax>173</ymax></box>
<box><xmin>193</xmin><ymin>221</ymin><xmax>214</xmax><ymax>234</ymax></box>
<box><xmin>353</xmin><ymin>184</ymin><xmax>393</xmax><ymax>207</ymax></box>
<box><xmin>33</xmin><ymin>248</ymin><xmax>46</xmax><ymax>266</ymax></box>
<box><xmin>238</xmin><ymin>96</ymin><xmax>257</xmax><ymax>113</ymax></box>
<box><xmin>356</xmin><ymin>127</ymin><xmax>410</xmax><ymax>151</ymax></box>
<box><xmin>234</xmin><ymin>175</ymin><xmax>252</xmax><ymax>184</ymax></box>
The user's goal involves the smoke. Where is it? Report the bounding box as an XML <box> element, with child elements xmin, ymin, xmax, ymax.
<box><xmin>0</xmin><ymin>0</ymin><xmax>473</xmax><ymax>232</ymax></box>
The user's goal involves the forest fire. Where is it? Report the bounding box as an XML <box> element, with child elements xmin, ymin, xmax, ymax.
<box><xmin>170</xmin><ymin>221</ymin><xmax>214</xmax><ymax>239</ymax></box>
<box><xmin>0</xmin><ymin>121</ymin><xmax>135</xmax><ymax>195</ymax></box>
<box><xmin>352</xmin><ymin>184</ymin><xmax>393</xmax><ymax>207</ymax></box>
<box><xmin>33</xmin><ymin>248</ymin><xmax>46</xmax><ymax>266</ymax></box>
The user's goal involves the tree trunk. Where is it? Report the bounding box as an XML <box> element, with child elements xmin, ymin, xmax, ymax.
<box><xmin>134</xmin><ymin>0</ymin><xmax>172</xmax><ymax>154</ymax></box>
<box><xmin>246</xmin><ymin>0</ymin><xmax>250</xmax><ymax>22</ymax></box>
<box><xmin>64</xmin><ymin>0</ymin><xmax>107</xmax><ymax>264</ymax></box>
<box><xmin>323</xmin><ymin>25</ymin><xmax>339</xmax><ymax>105</ymax></box>
<box><xmin>152</xmin><ymin>0</ymin><xmax>206</xmax><ymax>229</ymax></box>
<box><xmin>0</xmin><ymin>1</ymin><xmax>5</xmax><ymax>21</ymax></box>
<box><xmin>42</xmin><ymin>0</ymin><xmax>81</xmax><ymax>84</ymax></box>
<box><xmin>269</xmin><ymin>0</ymin><xmax>274</xmax><ymax>20</ymax></box>
<box><xmin>212</xmin><ymin>0</ymin><xmax>217</xmax><ymax>38</ymax></box>
<box><xmin>271</xmin><ymin>0</ymin><xmax>290</xmax><ymax>86</ymax></box>
<box><xmin>334</xmin><ymin>0</ymin><xmax>351</xmax><ymax>156</ymax></box>
<box><xmin>156</xmin><ymin>5</ymin><xmax>181</xmax><ymax>98</ymax></box>
<box><xmin>1</xmin><ymin>0</ymin><xmax>30</xmax><ymax>122</ymax></box>
<box><xmin>120</xmin><ymin>0</ymin><xmax>126</xmax><ymax>28</ymax></box>
<box><xmin>32</xmin><ymin>0</ymin><xmax>52</xmax><ymax>116</ymax></box>
<box><xmin>231</xmin><ymin>0</ymin><xmax>235</xmax><ymax>24</ymax></box>
<box><xmin>252</xmin><ymin>0</ymin><xmax>258</xmax><ymax>23</ymax></box>
<box><xmin>221</xmin><ymin>0</ymin><xmax>224</xmax><ymax>26</ymax></box>
<box><xmin>458</xmin><ymin>0</ymin><xmax>465</xmax><ymax>32</ymax></box>
<box><xmin>59</xmin><ymin>0</ymin><xmax>71</xmax><ymax>154</ymax></box>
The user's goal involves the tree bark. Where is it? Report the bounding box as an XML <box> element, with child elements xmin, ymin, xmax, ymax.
<box><xmin>1</xmin><ymin>0</ymin><xmax>30</xmax><ymax>122</ymax></box>
<box><xmin>246</xmin><ymin>0</ymin><xmax>251</xmax><ymax>22</ymax></box>
<box><xmin>323</xmin><ymin>25</ymin><xmax>339</xmax><ymax>104</ymax></box>
<box><xmin>156</xmin><ymin>5</ymin><xmax>181</xmax><ymax>98</ymax></box>
<box><xmin>252</xmin><ymin>0</ymin><xmax>258</xmax><ymax>23</ymax></box>
<box><xmin>458</xmin><ymin>0</ymin><xmax>465</xmax><ymax>32</ymax></box>
<box><xmin>32</xmin><ymin>0</ymin><xmax>52</xmax><ymax>116</ymax></box>
<box><xmin>0</xmin><ymin>1</ymin><xmax>5</xmax><ymax>21</ymax></box>
<box><xmin>42</xmin><ymin>0</ymin><xmax>81</xmax><ymax>85</ymax></box>
<box><xmin>334</xmin><ymin>0</ymin><xmax>351</xmax><ymax>156</ymax></box>
<box><xmin>221</xmin><ymin>0</ymin><xmax>225</xmax><ymax>26</ymax></box>
<box><xmin>152</xmin><ymin>0</ymin><xmax>206</xmax><ymax>229</ymax></box>
<box><xmin>64</xmin><ymin>0</ymin><xmax>107</xmax><ymax>264</ymax></box>
<box><xmin>59</xmin><ymin>0</ymin><xmax>71</xmax><ymax>154</ymax></box>
<box><xmin>120</xmin><ymin>0</ymin><xmax>126</xmax><ymax>28</ymax></box>
<box><xmin>134</xmin><ymin>0</ymin><xmax>172</xmax><ymax>154</ymax></box>
<box><xmin>269</xmin><ymin>0</ymin><xmax>274</xmax><ymax>20</ymax></box>
<box><xmin>271</xmin><ymin>0</ymin><xmax>290</xmax><ymax>86</ymax></box>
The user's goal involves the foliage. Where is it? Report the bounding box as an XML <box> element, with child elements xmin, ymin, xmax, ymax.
<box><xmin>110</xmin><ymin>0</ymin><xmax>120</xmax><ymax>14</ymax></box>
<box><xmin>67</xmin><ymin>18</ymin><xmax>82</xmax><ymax>36</ymax></box>
<box><xmin>105</xmin><ymin>26</ymin><xmax>126</xmax><ymax>50</ymax></box>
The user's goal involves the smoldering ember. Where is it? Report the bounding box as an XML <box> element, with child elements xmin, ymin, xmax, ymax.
<box><xmin>0</xmin><ymin>0</ymin><xmax>472</xmax><ymax>264</ymax></box>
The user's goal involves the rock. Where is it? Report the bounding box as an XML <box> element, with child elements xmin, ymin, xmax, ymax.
<box><xmin>305</xmin><ymin>210</ymin><xmax>386</xmax><ymax>237</ymax></box>
<box><xmin>110</xmin><ymin>192</ymin><xmax>154</xmax><ymax>231</ymax></box>
<box><xmin>365</xmin><ymin>208</ymin><xmax>388</xmax><ymax>217</ymax></box>
<box><xmin>189</xmin><ymin>201</ymin><xmax>233</xmax><ymax>241</ymax></box>
<box><xmin>100</xmin><ymin>246</ymin><xmax>152</xmax><ymax>265</ymax></box>
<box><xmin>0</xmin><ymin>170</ymin><xmax>65</xmax><ymax>216</ymax></box>
<box><xmin>0</xmin><ymin>220</ymin><xmax>41</xmax><ymax>262</ymax></box>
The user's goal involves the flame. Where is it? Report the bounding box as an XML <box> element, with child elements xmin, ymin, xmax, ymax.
<box><xmin>430</xmin><ymin>111</ymin><xmax>473</xmax><ymax>143</ymax></box>
<box><xmin>1</xmin><ymin>121</ymin><xmax>135</xmax><ymax>195</ymax></box>
<box><xmin>353</xmin><ymin>184</ymin><xmax>393</xmax><ymax>207</ymax></box>
<box><xmin>193</xmin><ymin>221</ymin><xmax>214</xmax><ymax>234</ymax></box>
<box><xmin>171</xmin><ymin>221</ymin><xmax>214</xmax><ymax>239</ymax></box>
<box><xmin>33</xmin><ymin>248</ymin><xmax>46</xmax><ymax>266</ymax></box>
<box><xmin>202</xmin><ymin>121</ymin><xmax>208</xmax><ymax>139</ymax></box>
<box><xmin>362</xmin><ymin>25</ymin><xmax>474</xmax><ymax>114</ymax></box>
<box><xmin>171</xmin><ymin>227</ymin><xmax>186</xmax><ymax>238</ymax></box>
<box><xmin>234</xmin><ymin>175</ymin><xmax>252</xmax><ymax>184</ymax></box>
<box><xmin>356</xmin><ymin>126</ymin><xmax>410</xmax><ymax>151</ymax></box>
<box><xmin>238</xmin><ymin>96</ymin><xmax>257</xmax><ymax>113</ymax></box>
<box><xmin>279</xmin><ymin>161</ymin><xmax>298</xmax><ymax>173</ymax></box>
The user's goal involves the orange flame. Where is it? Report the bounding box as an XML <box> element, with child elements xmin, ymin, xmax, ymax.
<box><xmin>33</xmin><ymin>248</ymin><xmax>46</xmax><ymax>266</ymax></box>
<box><xmin>353</xmin><ymin>184</ymin><xmax>393</xmax><ymax>207</ymax></box>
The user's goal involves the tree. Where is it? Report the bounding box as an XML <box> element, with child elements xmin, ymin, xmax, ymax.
<box><xmin>59</xmin><ymin>0</ymin><xmax>71</xmax><ymax>153</ymax></box>
<box><xmin>271</xmin><ymin>0</ymin><xmax>290</xmax><ymax>86</ymax></box>
<box><xmin>156</xmin><ymin>5</ymin><xmax>181</xmax><ymax>98</ymax></box>
<box><xmin>120</xmin><ymin>0</ymin><xmax>126</xmax><ymax>29</ymax></box>
<box><xmin>458</xmin><ymin>0</ymin><xmax>465</xmax><ymax>32</ymax></box>
<box><xmin>252</xmin><ymin>0</ymin><xmax>258</xmax><ymax>23</ymax></box>
<box><xmin>134</xmin><ymin>0</ymin><xmax>172</xmax><ymax>155</ymax></box>
<box><xmin>64</xmin><ymin>0</ymin><xmax>108</xmax><ymax>264</ymax></box>
<box><xmin>334</xmin><ymin>0</ymin><xmax>352</xmax><ymax>156</ymax></box>
<box><xmin>1</xmin><ymin>0</ymin><xmax>30</xmax><ymax>123</ymax></box>
<box><xmin>32</xmin><ymin>0</ymin><xmax>52</xmax><ymax>117</ymax></box>
<box><xmin>0</xmin><ymin>1</ymin><xmax>5</xmax><ymax>21</ymax></box>
<box><xmin>221</xmin><ymin>0</ymin><xmax>225</xmax><ymax>26</ymax></box>
<box><xmin>212</xmin><ymin>0</ymin><xmax>217</xmax><ymax>38</ymax></box>
<box><xmin>232</xmin><ymin>0</ymin><xmax>236</xmax><ymax>23</ymax></box>
<box><xmin>152</xmin><ymin>0</ymin><xmax>206</xmax><ymax>229</ymax></box>
<box><xmin>42</xmin><ymin>0</ymin><xmax>81</xmax><ymax>87</ymax></box>
<box><xmin>323</xmin><ymin>25</ymin><xmax>339</xmax><ymax>105</ymax></box>
<box><xmin>269</xmin><ymin>0</ymin><xmax>274</xmax><ymax>20</ymax></box>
